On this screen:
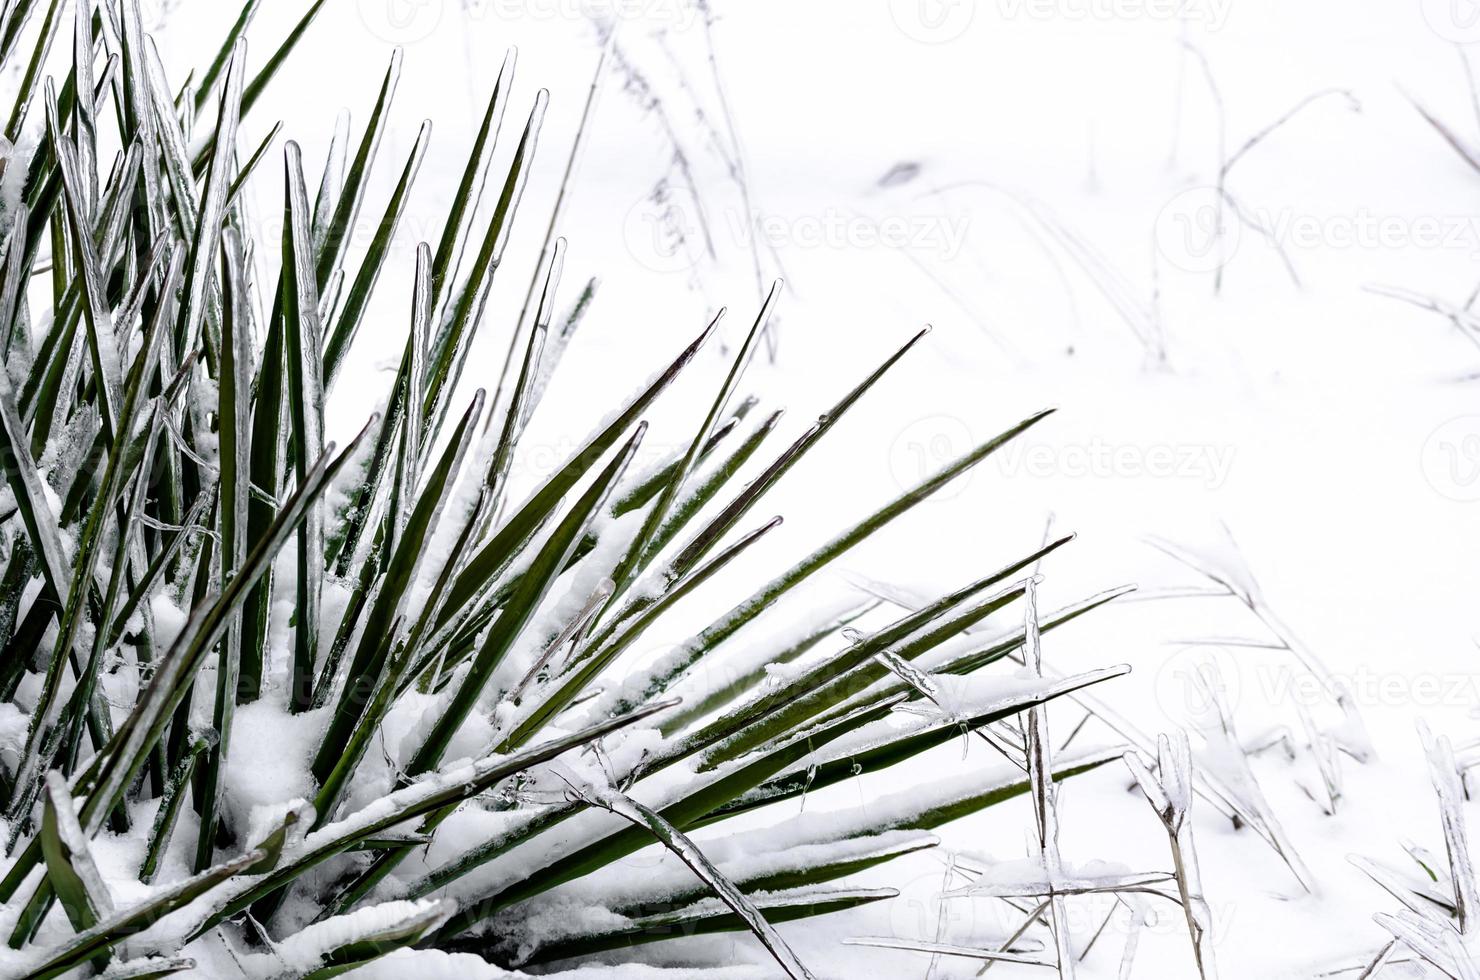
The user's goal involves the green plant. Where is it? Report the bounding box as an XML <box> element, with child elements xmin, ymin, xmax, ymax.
<box><xmin>0</xmin><ymin>2</ymin><xmax>1126</xmax><ymax>976</ymax></box>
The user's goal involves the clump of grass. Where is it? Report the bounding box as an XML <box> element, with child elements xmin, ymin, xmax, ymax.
<box><xmin>0</xmin><ymin>2</ymin><xmax>1126</xmax><ymax>976</ymax></box>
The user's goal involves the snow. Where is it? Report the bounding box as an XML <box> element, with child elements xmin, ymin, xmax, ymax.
<box><xmin>260</xmin><ymin>899</ymin><xmax>448</xmax><ymax>972</ymax></box>
<box><xmin>0</xmin><ymin>0</ymin><xmax>1475</xmax><ymax>976</ymax></box>
<box><xmin>220</xmin><ymin>699</ymin><xmax>319</xmax><ymax>821</ymax></box>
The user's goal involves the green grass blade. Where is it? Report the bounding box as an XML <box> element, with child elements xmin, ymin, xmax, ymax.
<box><xmin>322</xmin><ymin>119</ymin><xmax>429</xmax><ymax>391</ymax></box>
<box><xmin>3</xmin><ymin>0</ymin><xmax>62</xmax><ymax>141</ymax></box>
<box><xmin>238</xmin><ymin>0</ymin><xmax>326</xmax><ymax>118</ymax></box>
<box><xmin>139</xmin><ymin>735</ymin><xmax>212</xmax><ymax>883</ymax></box>
<box><xmin>617</xmin><ymin>408</ymin><xmax>1057</xmax><ymax>709</ymax></box>
<box><xmin>552</xmin><ymin>785</ymin><xmax>817</xmax><ymax>980</ymax></box>
<box><xmin>193</xmin><ymin>228</ymin><xmax>253</xmax><ymax>872</ymax></box>
<box><xmin>423</xmin><ymin>90</ymin><xmax>546</xmax><ymax>438</ymax></box>
<box><xmin>610</xmin><ymin>283</ymin><xmax>778</xmax><ymax>595</ymax></box>
<box><xmin>281</xmin><ymin>140</ymin><xmax>327</xmax><ymax>712</ymax></box>
<box><xmin>429</xmin><ymin>47</ymin><xmax>515</xmax><ymax>314</ymax></box>
<box><xmin>312</xmin><ymin>391</ymin><xmax>487</xmax><ymax>820</ymax></box>
<box><xmin>224</xmin><ymin>118</ymin><xmax>279</xmax><ymax>210</ymax></box>
<box><xmin>522</xmin><ymin>887</ymin><xmax>896</xmax><ymax>967</ymax></box>
<box><xmin>174</xmin><ymin>40</ymin><xmax>243</xmax><ymax>359</ymax></box>
<box><xmin>436</xmin><ymin>315</ymin><xmax>718</xmax><ymax>626</ymax></box>
<box><xmin>406</xmin><ymin>421</ymin><xmax>647</xmax><ymax>776</ymax></box>
<box><xmin>39</xmin><ymin>772</ymin><xmax>113</xmax><ymax>934</ymax></box>
<box><xmin>191</xmin><ymin>0</ymin><xmax>258</xmax><ymax>114</ymax></box>
<box><xmin>672</xmin><ymin>327</ymin><xmax>929</xmax><ymax>581</ymax></box>
<box><xmin>311</xmin><ymin>48</ymin><xmax>399</xmax><ymax>293</ymax></box>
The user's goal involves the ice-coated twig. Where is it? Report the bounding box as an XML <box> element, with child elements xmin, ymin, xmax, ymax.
<box><xmin>1354</xmin><ymin>939</ymin><xmax>1398</xmax><ymax>978</ymax></box>
<box><xmin>1421</xmin><ymin>722</ymin><xmax>1480</xmax><ymax>935</ymax></box>
<box><xmin>873</xmin><ymin>648</ymin><xmax>1026</xmax><ymax>768</ymax></box>
<box><xmin>1406</xmin><ymin>87</ymin><xmax>1480</xmax><ymax>175</ymax></box>
<box><xmin>1348</xmin><ymin>854</ymin><xmax>1454</xmax><ymax>921</ymax></box>
<box><xmin>842</xmin><ymin>937</ymin><xmax>1054</xmax><ymax>967</ymax></box>
<box><xmin>1376</xmin><ymin>909</ymin><xmax>1480</xmax><ymax>979</ymax></box>
<box><xmin>1190</xmin><ymin>663</ymin><xmax>1316</xmax><ymax>892</ymax></box>
<box><xmin>1123</xmin><ymin>732</ymin><xmax>1218</xmax><ymax>979</ymax></box>
<box><xmin>1146</xmin><ymin>529</ymin><xmax>1373</xmax><ymax>763</ymax></box>
<box><xmin>979</xmin><ymin>900</ymin><xmax>1051</xmax><ymax>976</ymax></box>
<box><xmin>508</xmin><ymin>578</ymin><xmax>614</xmax><ymax>706</ymax></box>
<box><xmin>1022</xmin><ymin>579</ymin><xmax>1076</xmax><ymax>978</ymax></box>
<box><xmin>1365</xmin><ymin>282</ymin><xmax>1480</xmax><ymax>357</ymax></box>
<box><xmin>1296</xmin><ymin>702</ymin><xmax>1342</xmax><ymax>815</ymax></box>
<box><xmin>561</xmin><ymin>776</ymin><xmax>816</xmax><ymax>980</ymax></box>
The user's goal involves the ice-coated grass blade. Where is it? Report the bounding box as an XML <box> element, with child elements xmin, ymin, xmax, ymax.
<box><xmin>522</xmin><ymin>888</ymin><xmax>895</xmax><ymax>966</ymax></box>
<box><xmin>175</xmin><ymin>40</ymin><xmax>243</xmax><ymax>359</ymax></box>
<box><xmin>186</xmin><ymin>699</ymin><xmax>679</xmax><ymax>937</ymax></box>
<box><xmin>0</xmin><ymin>335</ymin><xmax>72</xmax><ymax>612</ymax></box>
<box><xmin>435</xmin><ymin>314</ymin><xmax>718</xmax><ymax>626</ymax></box>
<box><xmin>51</xmin><ymin>123</ymin><xmax>122</xmax><ymax>442</ymax></box>
<box><xmin>478</xmin><ymin>237</ymin><xmax>561</xmax><ymax>517</ymax></box>
<box><xmin>429</xmin><ymin>47</ymin><xmax>515</xmax><ymax>314</ymax></box>
<box><xmin>194</xmin><ymin>229</ymin><xmax>253</xmax><ymax>872</ymax></box>
<box><xmin>311</xmin><ymin>48</ymin><xmax>399</xmax><ymax>294</ymax></box>
<box><xmin>40</xmin><ymin>772</ymin><xmax>113</xmax><ymax>934</ymax></box>
<box><xmin>9</xmin><ymin>256</ymin><xmax>176</xmax><ymax>823</ymax></box>
<box><xmin>423</xmin><ymin>89</ymin><xmax>547</xmax><ymax>440</ymax></box>
<box><xmin>555</xmin><ymin>783</ymin><xmax>817</xmax><ymax>980</ymax></box>
<box><xmin>613</xmin><ymin>408</ymin><xmax>1056</xmax><ymax>709</ymax></box>
<box><xmin>4</xmin><ymin>0</ymin><xmax>63</xmax><ymax>142</ymax></box>
<box><xmin>140</xmin><ymin>735</ymin><xmax>212</xmax><ymax>884</ymax></box>
<box><xmin>281</xmin><ymin>140</ymin><xmax>327</xmax><ymax>712</ymax></box>
<box><xmin>18</xmin><ymin>850</ymin><xmax>266</xmax><ymax>980</ymax></box>
<box><xmin>406</xmin><ymin>421</ymin><xmax>647</xmax><ymax>776</ymax></box>
<box><xmin>312</xmin><ymin>391</ymin><xmax>487</xmax><ymax>821</ymax></box>
<box><xmin>323</xmin><ymin>118</ymin><xmax>430</xmax><ymax>390</ymax></box>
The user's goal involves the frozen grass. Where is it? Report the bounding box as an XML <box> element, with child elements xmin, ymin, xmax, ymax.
<box><xmin>0</xmin><ymin>2</ymin><xmax>1140</xmax><ymax>977</ymax></box>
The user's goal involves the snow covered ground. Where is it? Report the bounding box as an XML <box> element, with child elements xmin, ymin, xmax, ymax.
<box><xmin>126</xmin><ymin>0</ymin><xmax>1480</xmax><ymax>976</ymax></box>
